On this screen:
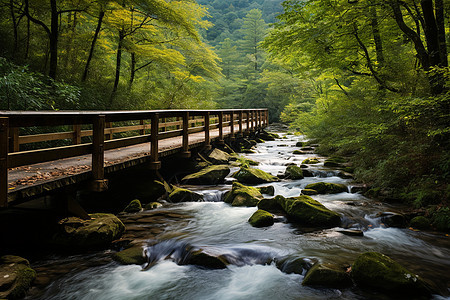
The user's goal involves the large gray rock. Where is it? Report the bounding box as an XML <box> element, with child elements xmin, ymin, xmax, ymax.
<box><xmin>168</xmin><ymin>187</ymin><xmax>203</xmax><ymax>203</ymax></box>
<box><xmin>224</xmin><ymin>182</ymin><xmax>264</xmax><ymax>207</ymax></box>
<box><xmin>182</xmin><ymin>165</ymin><xmax>230</xmax><ymax>185</ymax></box>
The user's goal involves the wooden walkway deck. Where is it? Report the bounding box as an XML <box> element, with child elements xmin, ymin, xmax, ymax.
<box><xmin>0</xmin><ymin>109</ymin><xmax>268</xmax><ymax>207</ymax></box>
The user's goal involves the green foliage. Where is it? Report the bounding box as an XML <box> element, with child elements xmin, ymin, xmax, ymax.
<box><xmin>0</xmin><ymin>58</ymin><xmax>80</xmax><ymax>110</ymax></box>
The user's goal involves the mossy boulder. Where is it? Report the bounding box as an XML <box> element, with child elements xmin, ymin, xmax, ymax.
<box><xmin>301</xmin><ymin>189</ymin><xmax>318</xmax><ymax>196</ymax></box>
<box><xmin>123</xmin><ymin>199</ymin><xmax>142</xmax><ymax>213</ymax></box>
<box><xmin>168</xmin><ymin>187</ymin><xmax>203</xmax><ymax>203</ymax></box>
<box><xmin>324</xmin><ymin>157</ymin><xmax>346</xmax><ymax>168</ymax></box>
<box><xmin>0</xmin><ymin>255</ymin><xmax>36</xmax><ymax>299</ymax></box>
<box><xmin>208</xmin><ymin>148</ymin><xmax>230</xmax><ymax>164</ymax></box>
<box><xmin>302</xmin><ymin>263</ymin><xmax>352</xmax><ymax>288</ymax></box>
<box><xmin>409</xmin><ymin>216</ymin><xmax>431</xmax><ymax>230</ymax></box>
<box><xmin>295</xmin><ymin>141</ymin><xmax>305</xmax><ymax>147</ymax></box>
<box><xmin>224</xmin><ymin>182</ymin><xmax>263</xmax><ymax>207</ymax></box>
<box><xmin>302</xmin><ymin>158</ymin><xmax>319</xmax><ymax>164</ymax></box>
<box><xmin>113</xmin><ymin>245</ymin><xmax>146</xmax><ymax>265</ymax></box>
<box><xmin>377</xmin><ymin>212</ymin><xmax>406</xmax><ymax>228</ymax></box>
<box><xmin>249</xmin><ymin>209</ymin><xmax>274</xmax><ymax>227</ymax></box>
<box><xmin>304</xmin><ymin>182</ymin><xmax>348</xmax><ymax>194</ymax></box>
<box><xmin>285</xmin><ymin>165</ymin><xmax>304</xmax><ymax>180</ymax></box>
<box><xmin>52</xmin><ymin>213</ymin><xmax>125</xmax><ymax>248</ymax></box>
<box><xmin>257</xmin><ymin>197</ymin><xmax>283</xmax><ymax>213</ymax></box>
<box><xmin>351</xmin><ymin>252</ymin><xmax>430</xmax><ymax>296</ymax></box>
<box><xmin>145</xmin><ymin>202</ymin><xmax>162</xmax><ymax>210</ymax></box>
<box><xmin>277</xmin><ymin>195</ymin><xmax>341</xmax><ymax>228</ymax></box>
<box><xmin>293</xmin><ymin>150</ymin><xmax>307</xmax><ymax>155</ymax></box>
<box><xmin>187</xmin><ymin>249</ymin><xmax>228</xmax><ymax>269</ymax></box>
<box><xmin>259</xmin><ymin>131</ymin><xmax>279</xmax><ymax>141</ymax></box>
<box><xmin>230</xmin><ymin>154</ymin><xmax>259</xmax><ymax>167</ymax></box>
<box><xmin>182</xmin><ymin>165</ymin><xmax>230</xmax><ymax>185</ymax></box>
<box><xmin>232</xmin><ymin>167</ymin><xmax>279</xmax><ymax>184</ymax></box>
<box><xmin>257</xmin><ymin>185</ymin><xmax>275</xmax><ymax>196</ymax></box>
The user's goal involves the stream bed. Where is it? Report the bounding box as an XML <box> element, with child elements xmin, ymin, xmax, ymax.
<box><xmin>29</xmin><ymin>131</ymin><xmax>450</xmax><ymax>300</ymax></box>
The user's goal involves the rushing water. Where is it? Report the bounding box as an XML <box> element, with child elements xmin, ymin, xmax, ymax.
<box><xmin>35</xmin><ymin>131</ymin><xmax>450</xmax><ymax>300</ymax></box>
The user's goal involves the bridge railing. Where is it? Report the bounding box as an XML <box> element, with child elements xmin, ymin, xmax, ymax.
<box><xmin>0</xmin><ymin>109</ymin><xmax>268</xmax><ymax>207</ymax></box>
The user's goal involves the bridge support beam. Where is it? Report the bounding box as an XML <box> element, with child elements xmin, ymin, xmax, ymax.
<box><xmin>150</xmin><ymin>113</ymin><xmax>161</xmax><ymax>169</ymax></box>
<box><xmin>91</xmin><ymin>115</ymin><xmax>108</xmax><ymax>192</ymax></box>
<box><xmin>204</xmin><ymin>112</ymin><xmax>212</xmax><ymax>150</ymax></box>
<box><xmin>1</xmin><ymin>117</ymin><xmax>8</xmax><ymax>208</ymax></box>
<box><xmin>217</xmin><ymin>112</ymin><xmax>224</xmax><ymax>145</ymax></box>
<box><xmin>181</xmin><ymin>111</ymin><xmax>191</xmax><ymax>158</ymax></box>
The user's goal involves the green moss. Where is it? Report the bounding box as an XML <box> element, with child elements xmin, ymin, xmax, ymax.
<box><xmin>302</xmin><ymin>263</ymin><xmax>352</xmax><ymax>288</ymax></box>
<box><xmin>52</xmin><ymin>213</ymin><xmax>125</xmax><ymax>248</ymax></box>
<box><xmin>257</xmin><ymin>185</ymin><xmax>275</xmax><ymax>196</ymax></box>
<box><xmin>430</xmin><ymin>207</ymin><xmax>450</xmax><ymax>232</ymax></box>
<box><xmin>324</xmin><ymin>157</ymin><xmax>346</xmax><ymax>167</ymax></box>
<box><xmin>277</xmin><ymin>195</ymin><xmax>341</xmax><ymax>227</ymax></box>
<box><xmin>302</xmin><ymin>158</ymin><xmax>319</xmax><ymax>164</ymax></box>
<box><xmin>249</xmin><ymin>209</ymin><xmax>274</xmax><ymax>227</ymax></box>
<box><xmin>257</xmin><ymin>197</ymin><xmax>283</xmax><ymax>212</ymax></box>
<box><xmin>0</xmin><ymin>255</ymin><xmax>36</xmax><ymax>299</ymax></box>
<box><xmin>182</xmin><ymin>165</ymin><xmax>230</xmax><ymax>185</ymax></box>
<box><xmin>301</xmin><ymin>189</ymin><xmax>318</xmax><ymax>196</ymax></box>
<box><xmin>351</xmin><ymin>252</ymin><xmax>430</xmax><ymax>295</ymax></box>
<box><xmin>208</xmin><ymin>148</ymin><xmax>230</xmax><ymax>164</ymax></box>
<box><xmin>232</xmin><ymin>167</ymin><xmax>279</xmax><ymax>184</ymax></box>
<box><xmin>304</xmin><ymin>182</ymin><xmax>347</xmax><ymax>194</ymax></box>
<box><xmin>224</xmin><ymin>182</ymin><xmax>263</xmax><ymax>207</ymax></box>
<box><xmin>145</xmin><ymin>202</ymin><xmax>162</xmax><ymax>210</ymax></box>
<box><xmin>123</xmin><ymin>199</ymin><xmax>142</xmax><ymax>213</ymax></box>
<box><xmin>285</xmin><ymin>165</ymin><xmax>304</xmax><ymax>180</ymax></box>
<box><xmin>169</xmin><ymin>187</ymin><xmax>203</xmax><ymax>203</ymax></box>
<box><xmin>293</xmin><ymin>150</ymin><xmax>307</xmax><ymax>155</ymax></box>
<box><xmin>113</xmin><ymin>246</ymin><xmax>146</xmax><ymax>265</ymax></box>
<box><xmin>409</xmin><ymin>216</ymin><xmax>431</xmax><ymax>230</ymax></box>
<box><xmin>231</xmin><ymin>154</ymin><xmax>259</xmax><ymax>167</ymax></box>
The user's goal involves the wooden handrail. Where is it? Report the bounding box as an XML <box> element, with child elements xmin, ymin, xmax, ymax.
<box><xmin>0</xmin><ymin>109</ymin><xmax>268</xmax><ymax>207</ymax></box>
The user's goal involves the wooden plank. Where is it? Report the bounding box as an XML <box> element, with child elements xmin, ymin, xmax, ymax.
<box><xmin>139</xmin><ymin>120</ymin><xmax>145</xmax><ymax>135</ymax></box>
<box><xmin>8</xmin><ymin>144</ymin><xmax>92</xmax><ymax>168</ymax></box>
<box><xmin>159</xmin><ymin>129</ymin><xmax>183</xmax><ymax>140</ymax></box>
<box><xmin>218</xmin><ymin>112</ymin><xmax>224</xmax><ymax>142</ymax></box>
<box><xmin>239</xmin><ymin>111</ymin><xmax>243</xmax><ymax>135</ymax></box>
<box><xmin>0</xmin><ymin>118</ymin><xmax>8</xmax><ymax>207</ymax></box>
<box><xmin>9</xmin><ymin>127</ymin><xmax>19</xmax><ymax>152</ymax></box>
<box><xmin>104</xmin><ymin>135</ymin><xmax>150</xmax><ymax>150</ymax></box>
<box><xmin>92</xmin><ymin>115</ymin><xmax>105</xmax><ymax>181</ymax></box>
<box><xmin>105</xmin><ymin>122</ymin><xmax>113</xmax><ymax>140</ymax></box>
<box><xmin>230</xmin><ymin>111</ymin><xmax>234</xmax><ymax>138</ymax></box>
<box><xmin>19</xmin><ymin>131</ymin><xmax>74</xmax><ymax>144</ymax></box>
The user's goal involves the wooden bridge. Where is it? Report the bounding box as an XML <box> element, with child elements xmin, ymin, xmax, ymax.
<box><xmin>0</xmin><ymin>109</ymin><xmax>268</xmax><ymax>208</ymax></box>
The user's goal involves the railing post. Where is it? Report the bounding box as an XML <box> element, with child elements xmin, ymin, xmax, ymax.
<box><xmin>73</xmin><ymin>124</ymin><xmax>81</xmax><ymax>145</ymax></box>
<box><xmin>238</xmin><ymin>111</ymin><xmax>243</xmax><ymax>137</ymax></box>
<box><xmin>218</xmin><ymin>111</ymin><xmax>224</xmax><ymax>144</ymax></box>
<box><xmin>91</xmin><ymin>115</ymin><xmax>108</xmax><ymax>192</ymax></box>
<box><xmin>229</xmin><ymin>111</ymin><xmax>235</xmax><ymax>140</ymax></box>
<box><xmin>182</xmin><ymin>111</ymin><xmax>191</xmax><ymax>158</ymax></box>
<box><xmin>204</xmin><ymin>112</ymin><xmax>211</xmax><ymax>150</ymax></box>
<box><xmin>250</xmin><ymin>111</ymin><xmax>254</xmax><ymax>132</ymax></box>
<box><xmin>258</xmin><ymin>111</ymin><xmax>262</xmax><ymax>129</ymax></box>
<box><xmin>9</xmin><ymin>127</ymin><xmax>19</xmax><ymax>152</ymax></box>
<box><xmin>150</xmin><ymin>113</ymin><xmax>161</xmax><ymax>169</ymax></box>
<box><xmin>0</xmin><ymin>117</ymin><xmax>9</xmax><ymax>208</ymax></box>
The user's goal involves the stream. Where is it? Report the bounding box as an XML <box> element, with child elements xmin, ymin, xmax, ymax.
<box><xmin>30</xmin><ymin>130</ymin><xmax>450</xmax><ymax>300</ymax></box>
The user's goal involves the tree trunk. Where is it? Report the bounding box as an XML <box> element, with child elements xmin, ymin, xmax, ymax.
<box><xmin>49</xmin><ymin>0</ymin><xmax>58</xmax><ymax>79</ymax></box>
<box><xmin>369</xmin><ymin>3</ymin><xmax>384</xmax><ymax>66</ymax></box>
<box><xmin>9</xmin><ymin>0</ymin><xmax>18</xmax><ymax>56</ymax></box>
<box><xmin>82</xmin><ymin>9</ymin><xmax>104</xmax><ymax>82</ymax></box>
<box><xmin>110</xmin><ymin>30</ymin><xmax>125</xmax><ymax>105</ymax></box>
<box><xmin>129</xmin><ymin>52</ymin><xmax>136</xmax><ymax>90</ymax></box>
<box><xmin>435</xmin><ymin>0</ymin><xmax>448</xmax><ymax>67</ymax></box>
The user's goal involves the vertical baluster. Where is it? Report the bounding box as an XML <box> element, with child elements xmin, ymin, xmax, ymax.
<box><xmin>230</xmin><ymin>111</ymin><xmax>235</xmax><ymax>140</ymax></box>
<box><xmin>73</xmin><ymin>124</ymin><xmax>81</xmax><ymax>145</ymax></box>
<box><xmin>9</xmin><ymin>127</ymin><xmax>19</xmax><ymax>152</ymax></box>
<box><xmin>238</xmin><ymin>111</ymin><xmax>243</xmax><ymax>137</ymax></box>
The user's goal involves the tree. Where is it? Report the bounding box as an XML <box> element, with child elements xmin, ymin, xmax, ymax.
<box><xmin>240</xmin><ymin>9</ymin><xmax>267</xmax><ymax>73</ymax></box>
